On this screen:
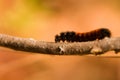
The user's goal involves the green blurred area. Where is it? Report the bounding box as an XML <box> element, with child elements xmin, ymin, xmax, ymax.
<box><xmin>24</xmin><ymin>0</ymin><xmax>50</xmax><ymax>12</ymax></box>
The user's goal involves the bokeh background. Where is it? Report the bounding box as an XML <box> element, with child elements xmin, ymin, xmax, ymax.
<box><xmin>0</xmin><ymin>0</ymin><xmax>120</xmax><ymax>80</ymax></box>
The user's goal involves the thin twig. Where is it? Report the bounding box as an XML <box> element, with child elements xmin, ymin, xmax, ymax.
<box><xmin>0</xmin><ymin>34</ymin><xmax>119</xmax><ymax>55</ymax></box>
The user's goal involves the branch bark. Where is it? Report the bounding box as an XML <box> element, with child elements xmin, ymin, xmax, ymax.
<box><xmin>0</xmin><ymin>34</ymin><xmax>119</xmax><ymax>55</ymax></box>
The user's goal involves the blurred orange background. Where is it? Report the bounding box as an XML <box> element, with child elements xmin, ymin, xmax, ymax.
<box><xmin>0</xmin><ymin>0</ymin><xmax>120</xmax><ymax>80</ymax></box>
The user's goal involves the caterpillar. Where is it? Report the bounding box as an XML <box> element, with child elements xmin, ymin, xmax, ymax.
<box><xmin>55</xmin><ymin>28</ymin><xmax>111</xmax><ymax>42</ymax></box>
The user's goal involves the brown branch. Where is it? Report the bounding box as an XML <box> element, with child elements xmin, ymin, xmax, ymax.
<box><xmin>0</xmin><ymin>34</ymin><xmax>119</xmax><ymax>55</ymax></box>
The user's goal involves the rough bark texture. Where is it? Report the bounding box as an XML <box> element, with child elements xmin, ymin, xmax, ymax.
<box><xmin>0</xmin><ymin>34</ymin><xmax>119</xmax><ymax>55</ymax></box>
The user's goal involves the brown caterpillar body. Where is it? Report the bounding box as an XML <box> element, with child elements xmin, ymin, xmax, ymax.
<box><xmin>55</xmin><ymin>28</ymin><xmax>111</xmax><ymax>42</ymax></box>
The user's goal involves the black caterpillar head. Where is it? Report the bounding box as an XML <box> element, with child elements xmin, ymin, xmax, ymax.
<box><xmin>99</xmin><ymin>28</ymin><xmax>111</xmax><ymax>38</ymax></box>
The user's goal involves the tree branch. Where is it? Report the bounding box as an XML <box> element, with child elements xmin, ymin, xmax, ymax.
<box><xmin>0</xmin><ymin>34</ymin><xmax>119</xmax><ymax>55</ymax></box>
